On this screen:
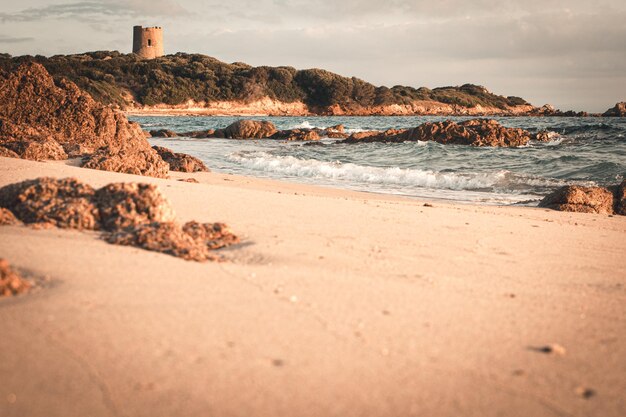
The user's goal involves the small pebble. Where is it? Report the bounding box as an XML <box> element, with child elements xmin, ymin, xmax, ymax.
<box><xmin>272</xmin><ymin>359</ymin><xmax>284</xmax><ymax>367</ymax></box>
<box><xmin>575</xmin><ymin>386</ymin><xmax>595</xmax><ymax>399</ymax></box>
<box><xmin>423</xmin><ymin>203</ymin><xmax>433</xmax><ymax>207</ymax></box>
<box><xmin>6</xmin><ymin>393</ymin><xmax>16</xmax><ymax>404</ymax></box>
<box><xmin>530</xmin><ymin>343</ymin><xmax>566</xmax><ymax>355</ymax></box>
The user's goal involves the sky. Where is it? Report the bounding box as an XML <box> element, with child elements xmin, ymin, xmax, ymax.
<box><xmin>1</xmin><ymin>0</ymin><xmax>625</xmax><ymax>112</ymax></box>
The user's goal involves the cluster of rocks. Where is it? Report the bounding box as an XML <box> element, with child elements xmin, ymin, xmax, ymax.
<box><xmin>0</xmin><ymin>258</ymin><xmax>30</xmax><ymax>297</ymax></box>
<box><xmin>530</xmin><ymin>104</ymin><xmax>589</xmax><ymax>117</ymax></box>
<box><xmin>539</xmin><ymin>181</ymin><xmax>626</xmax><ymax>215</ymax></box>
<box><xmin>0</xmin><ymin>63</ymin><xmax>206</xmax><ymax>177</ymax></box>
<box><xmin>339</xmin><ymin>119</ymin><xmax>550</xmax><ymax>147</ymax></box>
<box><xmin>148</xmin><ymin>120</ymin><xmax>348</xmax><ymax>141</ymax></box>
<box><xmin>0</xmin><ymin>177</ymin><xmax>239</xmax><ymax>261</ymax></box>
<box><xmin>602</xmin><ymin>102</ymin><xmax>626</xmax><ymax>117</ymax></box>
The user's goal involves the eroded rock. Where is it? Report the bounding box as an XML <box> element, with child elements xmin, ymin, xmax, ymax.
<box><xmin>602</xmin><ymin>102</ymin><xmax>626</xmax><ymax>117</ymax></box>
<box><xmin>149</xmin><ymin>129</ymin><xmax>178</xmax><ymax>138</ymax></box>
<box><xmin>0</xmin><ymin>207</ymin><xmax>21</xmax><ymax>225</ymax></box>
<box><xmin>216</xmin><ymin>120</ymin><xmax>277</xmax><ymax>139</ymax></box>
<box><xmin>539</xmin><ymin>185</ymin><xmax>616</xmax><ymax>215</ymax></box>
<box><xmin>0</xmin><ymin>177</ymin><xmax>98</xmax><ymax>229</ymax></box>
<box><xmin>94</xmin><ymin>183</ymin><xmax>176</xmax><ymax>231</ymax></box>
<box><xmin>82</xmin><ymin>147</ymin><xmax>169</xmax><ymax>178</ymax></box>
<box><xmin>271</xmin><ymin>129</ymin><xmax>321</xmax><ymax>141</ymax></box>
<box><xmin>182</xmin><ymin>221</ymin><xmax>240</xmax><ymax>249</ymax></box>
<box><xmin>152</xmin><ymin>146</ymin><xmax>209</xmax><ymax>173</ymax></box>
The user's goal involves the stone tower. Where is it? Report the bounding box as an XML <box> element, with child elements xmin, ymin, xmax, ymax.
<box><xmin>132</xmin><ymin>26</ymin><xmax>164</xmax><ymax>59</ymax></box>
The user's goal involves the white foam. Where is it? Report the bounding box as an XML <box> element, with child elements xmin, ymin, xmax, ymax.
<box><xmin>228</xmin><ymin>151</ymin><xmax>508</xmax><ymax>191</ymax></box>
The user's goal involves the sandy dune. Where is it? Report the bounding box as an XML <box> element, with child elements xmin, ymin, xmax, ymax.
<box><xmin>1</xmin><ymin>156</ymin><xmax>625</xmax><ymax>417</ymax></box>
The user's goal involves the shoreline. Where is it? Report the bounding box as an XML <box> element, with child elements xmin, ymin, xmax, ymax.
<box><xmin>1</xmin><ymin>156</ymin><xmax>625</xmax><ymax>417</ymax></box>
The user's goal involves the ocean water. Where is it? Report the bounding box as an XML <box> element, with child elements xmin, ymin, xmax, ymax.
<box><xmin>129</xmin><ymin>115</ymin><xmax>626</xmax><ymax>205</ymax></box>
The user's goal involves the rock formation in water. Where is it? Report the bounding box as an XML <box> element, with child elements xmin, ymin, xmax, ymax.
<box><xmin>339</xmin><ymin>119</ymin><xmax>547</xmax><ymax>147</ymax></box>
<box><xmin>0</xmin><ymin>258</ymin><xmax>31</xmax><ymax>297</ymax></box>
<box><xmin>152</xmin><ymin>146</ymin><xmax>210</xmax><ymax>173</ymax></box>
<box><xmin>602</xmin><ymin>102</ymin><xmax>626</xmax><ymax>117</ymax></box>
<box><xmin>0</xmin><ymin>177</ymin><xmax>240</xmax><ymax>261</ymax></box>
<box><xmin>538</xmin><ymin>181</ymin><xmax>626</xmax><ymax>215</ymax></box>
<box><xmin>214</xmin><ymin>120</ymin><xmax>278</xmax><ymax>139</ymax></box>
<box><xmin>0</xmin><ymin>63</ymin><xmax>174</xmax><ymax>178</ymax></box>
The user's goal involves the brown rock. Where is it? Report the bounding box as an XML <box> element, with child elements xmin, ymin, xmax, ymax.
<box><xmin>152</xmin><ymin>146</ymin><xmax>209</xmax><ymax>173</ymax></box>
<box><xmin>94</xmin><ymin>183</ymin><xmax>177</xmax><ymax>231</ymax></box>
<box><xmin>602</xmin><ymin>102</ymin><xmax>626</xmax><ymax>117</ymax></box>
<box><xmin>82</xmin><ymin>147</ymin><xmax>169</xmax><ymax>178</ymax></box>
<box><xmin>106</xmin><ymin>222</ymin><xmax>218</xmax><ymax>262</ymax></box>
<box><xmin>539</xmin><ymin>185</ymin><xmax>616</xmax><ymax>215</ymax></box>
<box><xmin>0</xmin><ymin>62</ymin><xmax>168</xmax><ymax>177</ymax></box>
<box><xmin>182</xmin><ymin>221</ymin><xmax>240</xmax><ymax>249</ymax></box>
<box><xmin>271</xmin><ymin>129</ymin><xmax>321</xmax><ymax>141</ymax></box>
<box><xmin>178</xmin><ymin>178</ymin><xmax>199</xmax><ymax>183</ymax></box>
<box><xmin>0</xmin><ymin>177</ymin><xmax>99</xmax><ymax>229</ymax></box>
<box><xmin>180</xmin><ymin>129</ymin><xmax>216</xmax><ymax>138</ymax></box>
<box><xmin>0</xmin><ymin>146</ymin><xmax>20</xmax><ymax>158</ymax></box>
<box><xmin>340</xmin><ymin>119</ymin><xmax>532</xmax><ymax>147</ymax></box>
<box><xmin>217</xmin><ymin>120</ymin><xmax>277</xmax><ymax>139</ymax></box>
<box><xmin>1</xmin><ymin>136</ymin><xmax>67</xmax><ymax>161</ymax></box>
<box><xmin>149</xmin><ymin>129</ymin><xmax>178</xmax><ymax>138</ymax></box>
<box><xmin>0</xmin><ymin>258</ymin><xmax>31</xmax><ymax>297</ymax></box>
<box><xmin>0</xmin><ymin>207</ymin><xmax>21</xmax><ymax>225</ymax></box>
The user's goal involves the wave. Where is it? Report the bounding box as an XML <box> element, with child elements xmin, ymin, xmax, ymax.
<box><xmin>228</xmin><ymin>151</ymin><xmax>568</xmax><ymax>193</ymax></box>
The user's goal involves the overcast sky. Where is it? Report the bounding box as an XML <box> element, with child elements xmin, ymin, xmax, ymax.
<box><xmin>1</xmin><ymin>0</ymin><xmax>625</xmax><ymax>111</ymax></box>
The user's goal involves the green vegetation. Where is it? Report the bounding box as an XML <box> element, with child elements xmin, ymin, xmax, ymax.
<box><xmin>0</xmin><ymin>51</ymin><xmax>529</xmax><ymax>110</ymax></box>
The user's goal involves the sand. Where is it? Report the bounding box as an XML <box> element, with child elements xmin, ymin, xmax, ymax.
<box><xmin>0</xmin><ymin>156</ymin><xmax>625</xmax><ymax>417</ymax></box>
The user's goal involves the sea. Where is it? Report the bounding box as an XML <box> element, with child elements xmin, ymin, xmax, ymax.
<box><xmin>129</xmin><ymin>115</ymin><xmax>626</xmax><ymax>205</ymax></box>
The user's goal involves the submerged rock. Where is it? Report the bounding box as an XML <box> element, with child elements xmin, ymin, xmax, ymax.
<box><xmin>179</xmin><ymin>129</ymin><xmax>216</xmax><ymax>138</ymax></box>
<box><xmin>215</xmin><ymin>120</ymin><xmax>277</xmax><ymax>139</ymax></box>
<box><xmin>0</xmin><ymin>258</ymin><xmax>31</xmax><ymax>297</ymax></box>
<box><xmin>271</xmin><ymin>129</ymin><xmax>321</xmax><ymax>141</ymax></box>
<box><xmin>340</xmin><ymin>119</ymin><xmax>534</xmax><ymax>147</ymax></box>
<box><xmin>538</xmin><ymin>183</ymin><xmax>620</xmax><ymax>215</ymax></box>
<box><xmin>0</xmin><ymin>177</ymin><xmax>99</xmax><ymax>229</ymax></box>
<box><xmin>149</xmin><ymin>129</ymin><xmax>178</xmax><ymax>138</ymax></box>
<box><xmin>602</xmin><ymin>102</ymin><xmax>626</xmax><ymax>117</ymax></box>
<box><xmin>152</xmin><ymin>146</ymin><xmax>209</xmax><ymax>173</ymax></box>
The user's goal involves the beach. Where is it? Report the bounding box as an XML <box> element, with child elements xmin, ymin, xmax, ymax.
<box><xmin>1</xmin><ymin>155</ymin><xmax>625</xmax><ymax>417</ymax></box>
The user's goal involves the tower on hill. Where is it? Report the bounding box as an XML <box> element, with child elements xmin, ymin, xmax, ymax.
<box><xmin>132</xmin><ymin>26</ymin><xmax>164</xmax><ymax>59</ymax></box>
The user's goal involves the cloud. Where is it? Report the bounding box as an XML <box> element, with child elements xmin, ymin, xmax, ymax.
<box><xmin>0</xmin><ymin>35</ymin><xmax>34</xmax><ymax>44</ymax></box>
<box><xmin>0</xmin><ymin>0</ymin><xmax>188</xmax><ymax>23</ymax></box>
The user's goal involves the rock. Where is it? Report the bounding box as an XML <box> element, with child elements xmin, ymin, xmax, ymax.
<box><xmin>602</xmin><ymin>102</ymin><xmax>626</xmax><ymax>117</ymax></box>
<box><xmin>82</xmin><ymin>147</ymin><xmax>169</xmax><ymax>178</ymax></box>
<box><xmin>94</xmin><ymin>183</ymin><xmax>177</xmax><ymax>231</ymax></box>
<box><xmin>0</xmin><ymin>258</ymin><xmax>31</xmax><ymax>297</ymax></box>
<box><xmin>106</xmin><ymin>222</ymin><xmax>218</xmax><ymax>262</ymax></box>
<box><xmin>152</xmin><ymin>146</ymin><xmax>209</xmax><ymax>173</ymax></box>
<box><xmin>180</xmin><ymin>129</ymin><xmax>216</xmax><ymax>138</ymax></box>
<box><xmin>340</xmin><ymin>119</ymin><xmax>533</xmax><ymax>147</ymax></box>
<box><xmin>182</xmin><ymin>221</ymin><xmax>240</xmax><ymax>249</ymax></box>
<box><xmin>0</xmin><ymin>207</ymin><xmax>21</xmax><ymax>225</ymax></box>
<box><xmin>0</xmin><ymin>177</ymin><xmax>99</xmax><ymax>229</ymax></box>
<box><xmin>149</xmin><ymin>129</ymin><xmax>178</xmax><ymax>138</ymax></box>
<box><xmin>271</xmin><ymin>129</ymin><xmax>320</xmax><ymax>141</ymax></box>
<box><xmin>178</xmin><ymin>178</ymin><xmax>199</xmax><ymax>183</ymax></box>
<box><xmin>534</xmin><ymin>130</ymin><xmax>560</xmax><ymax>142</ymax></box>
<box><xmin>538</xmin><ymin>185</ymin><xmax>616</xmax><ymax>215</ymax></box>
<box><xmin>0</xmin><ymin>62</ymin><xmax>168</xmax><ymax>177</ymax></box>
<box><xmin>613</xmin><ymin>180</ymin><xmax>626</xmax><ymax>215</ymax></box>
<box><xmin>216</xmin><ymin>120</ymin><xmax>277</xmax><ymax>139</ymax></box>
<box><xmin>328</xmin><ymin>124</ymin><xmax>345</xmax><ymax>133</ymax></box>
<box><xmin>0</xmin><ymin>146</ymin><xmax>20</xmax><ymax>158</ymax></box>
<box><xmin>1</xmin><ymin>136</ymin><xmax>67</xmax><ymax>161</ymax></box>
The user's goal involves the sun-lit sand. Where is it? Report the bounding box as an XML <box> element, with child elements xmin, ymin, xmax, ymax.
<box><xmin>1</xmin><ymin>156</ymin><xmax>625</xmax><ymax>417</ymax></box>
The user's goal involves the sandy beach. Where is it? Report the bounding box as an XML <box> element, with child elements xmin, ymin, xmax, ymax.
<box><xmin>1</xmin><ymin>155</ymin><xmax>625</xmax><ymax>417</ymax></box>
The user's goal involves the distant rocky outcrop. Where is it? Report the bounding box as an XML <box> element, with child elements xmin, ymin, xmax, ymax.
<box><xmin>152</xmin><ymin>146</ymin><xmax>210</xmax><ymax>173</ymax></box>
<box><xmin>0</xmin><ymin>62</ymin><xmax>169</xmax><ymax>177</ymax></box>
<box><xmin>538</xmin><ymin>181</ymin><xmax>626</xmax><ymax>215</ymax></box>
<box><xmin>149</xmin><ymin>129</ymin><xmax>178</xmax><ymax>138</ymax></box>
<box><xmin>0</xmin><ymin>177</ymin><xmax>239</xmax><ymax>261</ymax></box>
<box><xmin>531</xmin><ymin>104</ymin><xmax>589</xmax><ymax>117</ymax></box>
<box><xmin>339</xmin><ymin>119</ymin><xmax>548</xmax><ymax>147</ymax></box>
<box><xmin>602</xmin><ymin>102</ymin><xmax>626</xmax><ymax>117</ymax></box>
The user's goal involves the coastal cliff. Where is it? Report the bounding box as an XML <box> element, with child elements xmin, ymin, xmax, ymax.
<box><xmin>0</xmin><ymin>51</ymin><xmax>538</xmax><ymax>116</ymax></box>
